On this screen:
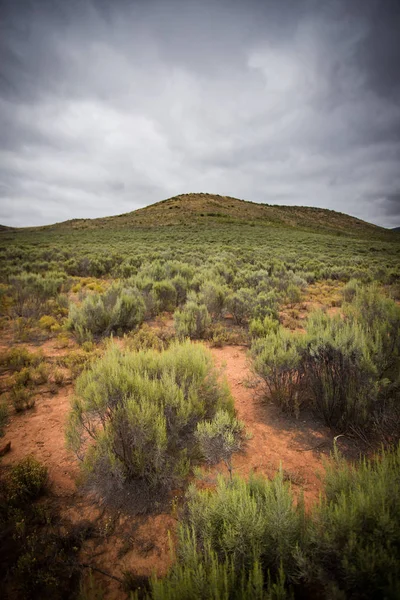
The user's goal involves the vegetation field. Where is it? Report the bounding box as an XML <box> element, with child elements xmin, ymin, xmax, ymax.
<box><xmin>1</xmin><ymin>195</ymin><xmax>400</xmax><ymax>599</ymax></box>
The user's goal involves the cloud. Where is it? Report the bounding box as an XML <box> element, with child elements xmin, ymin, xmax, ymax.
<box><xmin>0</xmin><ymin>0</ymin><xmax>400</xmax><ymax>227</ymax></box>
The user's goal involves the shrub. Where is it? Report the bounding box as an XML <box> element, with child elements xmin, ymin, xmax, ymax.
<box><xmin>345</xmin><ymin>284</ymin><xmax>400</xmax><ymax>377</ymax></box>
<box><xmin>195</xmin><ymin>410</ymin><xmax>244</xmax><ymax>478</ymax></box>
<box><xmin>149</xmin><ymin>471</ymin><xmax>302</xmax><ymax>598</ymax></box>
<box><xmin>152</xmin><ymin>280</ymin><xmax>177</xmax><ymax>312</ymax></box>
<box><xmin>126</xmin><ymin>324</ymin><xmax>165</xmax><ymax>352</ymax></box>
<box><xmin>171</xmin><ymin>275</ymin><xmax>188</xmax><ymax>305</ymax></box>
<box><xmin>174</xmin><ymin>301</ymin><xmax>211</xmax><ymax>339</ymax></box>
<box><xmin>341</xmin><ymin>278</ymin><xmax>360</xmax><ymax>303</ymax></box>
<box><xmin>0</xmin><ymin>347</ymin><xmax>41</xmax><ymax>372</ymax></box>
<box><xmin>30</xmin><ymin>362</ymin><xmax>49</xmax><ymax>385</ymax></box>
<box><xmin>308</xmin><ymin>444</ymin><xmax>400</xmax><ymax>599</ymax></box>
<box><xmin>52</xmin><ymin>368</ymin><xmax>65</xmax><ymax>386</ymax></box>
<box><xmin>11</xmin><ymin>387</ymin><xmax>35</xmax><ymax>412</ymax></box>
<box><xmin>252</xmin><ymin>290</ymin><xmax>279</xmax><ymax>320</ymax></box>
<box><xmin>149</xmin><ymin>445</ymin><xmax>400</xmax><ymax>600</ymax></box>
<box><xmin>10</xmin><ymin>272</ymin><xmax>64</xmax><ymax>318</ymax></box>
<box><xmin>227</xmin><ymin>288</ymin><xmax>255</xmax><ymax>325</ymax></box>
<box><xmin>284</xmin><ymin>283</ymin><xmax>302</xmax><ymax>306</ymax></box>
<box><xmin>38</xmin><ymin>315</ymin><xmax>59</xmax><ymax>332</ymax></box>
<box><xmin>303</xmin><ymin>312</ymin><xmax>377</xmax><ymax>427</ymax></box>
<box><xmin>7</xmin><ymin>456</ymin><xmax>48</xmax><ymax>505</ymax></box>
<box><xmin>68</xmin><ymin>283</ymin><xmax>145</xmax><ymax>340</ymax></box>
<box><xmin>251</xmin><ymin>328</ymin><xmax>304</xmax><ymax>415</ymax></box>
<box><xmin>199</xmin><ymin>281</ymin><xmax>228</xmax><ymax>320</ymax></box>
<box><xmin>66</xmin><ymin>341</ymin><xmax>236</xmax><ymax>505</ymax></box>
<box><xmin>0</xmin><ymin>402</ymin><xmax>8</xmax><ymax>437</ymax></box>
<box><xmin>249</xmin><ymin>315</ymin><xmax>279</xmax><ymax>338</ymax></box>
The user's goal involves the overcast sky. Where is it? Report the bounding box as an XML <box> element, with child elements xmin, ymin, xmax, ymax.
<box><xmin>1</xmin><ymin>0</ymin><xmax>400</xmax><ymax>228</ymax></box>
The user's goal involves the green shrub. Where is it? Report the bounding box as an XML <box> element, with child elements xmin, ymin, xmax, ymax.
<box><xmin>303</xmin><ymin>312</ymin><xmax>377</xmax><ymax>427</ymax></box>
<box><xmin>199</xmin><ymin>281</ymin><xmax>228</xmax><ymax>320</ymax></box>
<box><xmin>66</xmin><ymin>341</ymin><xmax>236</xmax><ymax>504</ymax></box>
<box><xmin>0</xmin><ymin>401</ymin><xmax>8</xmax><ymax>437</ymax></box>
<box><xmin>0</xmin><ymin>347</ymin><xmax>42</xmax><ymax>372</ymax></box>
<box><xmin>252</xmin><ymin>290</ymin><xmax>279</xmax><ymax>320</ymax></box>
<box><xmin>171</xmin><ymin>275</ymin><xmax>188</xmax><ymax>305</ymax></box>
<box><xmin>249</xmin><ymin>315</ymin><xmax>279</xmax><ymax>338</ymax></box>
<box><xmin>10</xmin><ymin>272</ymin><xmax>65</xmax><ymax>318</ymax></box>
<box><xmin>126</xmin><ymin>324</ymin><xmax>165</xmax><ymax>352</ymax></box>
<box><xmin>7</xmin><ymin>456</ymin><xmax>48</xmax><ymax>505</ymax></box>
<box><xmin>11</xmin><ymin>387</ymin><xmax>35</xmax><ymax>413</ymax></box>
<box><xmin>174</xmin><ymin>301</ymin><xmax>211</xmax><ymax>339</ymax></box>
<box><xmin>68</xmin><ymin>283</ymin><xmax>145</xmax><ymax>340</ymax></box>
<box><xmin>152</xmin><ymin>280</ymin><xmax>178</xmax><ymax>312</ymax></box>
<box><xmin>308</xmin><ymin>444</ymin><xmax>400</xmax><ymax>598</ymax></box>
<box><xmin>195</xmin><ymin>410</ymin><xmax>244</xmax><ymax>478</ymax></box>
<box><xmin>345</xmin><ymin>284</ymin><xmax>400</xmax><ymax>377</ymax></box>
<box><xmin>251</xmin><ymin>328</ymin><xmax>304</xmax><ymax>415</ymax></box>
<box><xmin>149</xmin><ymin>471</ymin><xmax>302</xmax><ymax>598</ymax></box>
<box><xmin>149</xmin><ymin>445</ymin><xmax>400</xmax><ymax>600</ymax></box>
<box><xmin>341</xmin><ymin>278</ymin><xmax>360</xmax><ymax>303</ymax></box>
<box><xmin>284</xmin><ymin>284</ymin><xmax>302</xmax><ymax>306</ymax></box>
<box><xmin>227</xmin><ymin>288</ymin><xmax>256</xmax><ymax>325</ymax></box>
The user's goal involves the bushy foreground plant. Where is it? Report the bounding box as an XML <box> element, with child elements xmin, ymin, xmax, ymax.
<box><xmin>251</xmin><ymin>328</ymin><xmax>304</xmax><ymax>415</ymax></box>
<box><xmin>68</xmin><ymin>283</ymin><xmax>145</xmax><ymax>341</ymax></box>
<box><xmin>66</xmin><ymin>341</ymin><xmax>241</xmax><ymax>504</ymax></box>
<box><xmin>0</xmin><ymin>458</ymin><xmax>94</xmax><ymax>599</ymax></box>
<box><xmin>252</xmin><ymin>286</ymin><xmax>400</xmax><ymax>431</ymax></box>
<box><xmin>303</xmin><ymin>312</ymin><xmax>377</xmax><ymax>427</ymax></box>
<box><xmin>145</xmin><ymin>445</ymin><xmax>400</xmax><ymax>600</ymax></box>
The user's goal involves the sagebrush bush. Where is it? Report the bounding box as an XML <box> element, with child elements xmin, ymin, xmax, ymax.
<box><xmin>174</xmin><ymin>300</ymin><xmax>211</xmax><ymax>339</ymax></box>
<box><xmin>66</xmin><ymin>341</ymin><xmax>238</xmax><ymax>504</ymax></box>
<box><xmin>126</xmin><ymin>324</ymin><xmax>165</xmax><ymax>352</ymax></box>
<box><xmin>199</xmin><ymin>280</ymin><xmax>228</xmax><ymax>320</ymax></box>
<box><xmin>7</xmin><ymin>456</ymin><xmax>48</xmax><ymax>505</ymax></box>
<box><xmin>0</xmin><ymin>402</ymin><xmax>8</xmax><ymax>437</ymax></box>
<box><xmin>227</xmin><ymin>288</ymin><xmax>255</xmax><ymax>325</ymax></box>
<box><xmin>148</xmin><ymin>471</ymin><xmax>302</xmax><ymax>599</ymax></box>
<box><xmin>345</xmin><ymin>283</ymin><xmax>400</xmax><ymax>377</ymax></box>
<box><xmin>251</xmin><ymin>328</ymin><xmax>304</xmax><ymax>415</ymax></box>
<box><xmin>152</xmin><ymin>280</ymin><xmax>177</xmax><ymax>312</ymax></box>
<box><xmin>0</xmin><ymin>347</ymin><xmax>42</xmax><ymax>372</ymax></box>
<box><xmin>68</xmin><ymin>283</ymin><xmax>145</xmax><ymax>340</ymax></box>
<box><xmin>249</xmin><ymin>315</ymin><xmax>279</xmax><ymax>338</ymax></box>
<box><xmin>148</xmin><ymin>445</ymin><xmax>400</xmax><ymax>600</ymax></box>
<box><xmin>10</xmin><ymin>272</ymin><xmax>65</xmax><ymax>318</ymax></box>
<box><xmin>11</xmin><ymin>386</ymin><xmax>35</xmax><ymax>412</ymax></box>
<box><xmin>308</xmin><ymin>444</ymin><xmax>400</xmax><ymax>598</ymax></box>
<box><xmin>303</xmin><ymin>312</ymin><xmax>377</xmax><ymax>427</ymax></box>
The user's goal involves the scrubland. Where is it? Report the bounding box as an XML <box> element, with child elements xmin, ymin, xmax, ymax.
<box><xmin>0</xmin><ymin>211</ymin><xmax>399</xmax><ymax>599</ymax></box>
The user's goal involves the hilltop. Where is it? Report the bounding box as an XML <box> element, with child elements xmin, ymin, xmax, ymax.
<box><xmin>23</xmin><ymin>192</ymin><xmax>387</xmax><ymax>237</ymax></box>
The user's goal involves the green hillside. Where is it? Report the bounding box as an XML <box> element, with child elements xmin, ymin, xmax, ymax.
<box><xmin>21</xmin><ymin>192</ymin><xmax>388</xmax><ymax>237</ymax></box>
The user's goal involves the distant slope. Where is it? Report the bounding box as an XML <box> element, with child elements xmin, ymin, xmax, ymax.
<box><xmin>392</xmin><ymin>227</ymin><xmax>400</xmax><ymax>232</ymax></box>
<box><xmin>12</xmin><ymin>192</ymin><xmax>389</xmax><ymax>237</ymax></box>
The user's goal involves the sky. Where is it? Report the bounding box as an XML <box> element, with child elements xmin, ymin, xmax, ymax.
<box><xmin>1</xmin><ymin>0</ymin><xmax>400</xmax><ymax>228</ymax></box>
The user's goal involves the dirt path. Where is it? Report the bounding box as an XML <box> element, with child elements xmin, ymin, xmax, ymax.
<box><xmin>209</xmin><ymin>345</ymin><xmax>336</xmax><ymax>505</ymax></box>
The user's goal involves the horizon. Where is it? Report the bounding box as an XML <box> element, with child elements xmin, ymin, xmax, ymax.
<box><xmin>1</xmin><ymin>0</ymin><xmax>400</xmax><ymax>228</ymax></box>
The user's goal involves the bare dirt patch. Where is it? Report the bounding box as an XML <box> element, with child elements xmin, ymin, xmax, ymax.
<box><xmin>208</xmin><ymin>345</ymin><xmax>353</xmax><ymax>507</ymax></box>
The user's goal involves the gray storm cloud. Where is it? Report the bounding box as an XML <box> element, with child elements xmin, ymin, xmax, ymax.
<box><xmin>0</xmin><ymin>0</ymin><xmax>400</xmax><ymax>227</ymax></box>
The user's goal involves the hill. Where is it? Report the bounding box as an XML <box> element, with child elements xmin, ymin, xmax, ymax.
<box><xmin>28</xmin><ymin>193</ymin><xmax>386</xmax><ymax>237</ymax></box>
